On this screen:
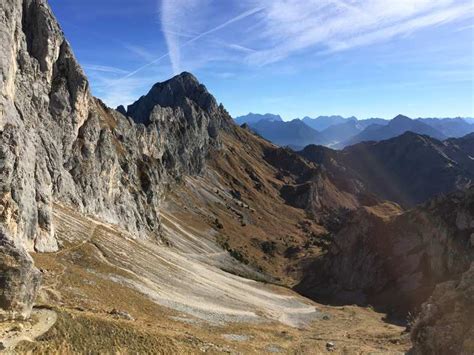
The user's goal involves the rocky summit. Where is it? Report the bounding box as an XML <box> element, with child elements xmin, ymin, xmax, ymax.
<box><xmin>0</xmin><ymin>0</ymin><xmax>472</xmax><ymax>353</ymax></box>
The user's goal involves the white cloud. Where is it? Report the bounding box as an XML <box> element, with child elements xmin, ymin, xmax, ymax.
<box><xmin>84</xmin><ymin>64</ymin><xmax>129</xmax><ymax>75</ymax></box>
<box><xmin>95</xmin><ymin>75</ymin><xmax>163</xmax><ymax>108</ymax></box>
<box><xmin>160</xmin><ymin>0</ymin><xmax>204</xmax><ymax>74</ymax></box>
<box><xmin>121</xmin><ymin>0</ymin><xmax>472</xmax><ymax>79</ymax></box>
<box><xmin>225</xmin><ymin>43</ymin><xmax>256</xmax><ymax>53</ymax></box>
<box><xmin>124</xmin><ymin>44</ymin><xmax>157</xmax><ymax>62</ymax></box>
<box><xmin>160</xmin><ymin>0</ymin><xmax>262</xmax><ymax>74</ymax></box>
<box><xmin>245</xmin><ymin>0</ymin><xmax>474</xmax><ymax>65</ymax></box>
<box><xmin>161</xmin><ymin>29</ymin><xmax>197</xmax><ymax>39</ymax></box>
<box><xmin>213</xmin><ymin>72</ymin><xmax>237</xmax><ymax>79</ymax></box>
<box><xmin>90</xmin><ymin>68</ymin><xmax>168</xmax><ymax>108</ymax></box>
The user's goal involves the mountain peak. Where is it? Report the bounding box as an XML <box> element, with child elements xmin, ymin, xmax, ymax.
<box><xmin>176</xmin><ymin>70</ymin><xmax>198</xmax><ymax>80</ymax></box>
<box><xmin>126</xmin><ymin>72</ymin><xmax>217</xmax><ymax>124</ymax></box>
<box><xmin>234</xmin><ymin>113</ymin><xmax>283</xmax><ymax>125</ymax></box>
<box><xmin>165</xmin><ymin>71</ymin><xmax>200</xmax><ymax>87</ymax></box>
<box><xmin>392</xmin><ymin>114</ymin><xmax>411</xmax><ymax>121</ymax></box>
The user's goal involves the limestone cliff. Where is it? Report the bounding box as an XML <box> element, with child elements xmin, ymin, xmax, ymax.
<box><xmin>0</xmin><ymin>0</ymin><xmax>230</xmax><ymax>253</ymax></box>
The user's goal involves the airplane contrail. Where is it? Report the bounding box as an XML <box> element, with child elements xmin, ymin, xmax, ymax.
<box><xmin>117</xmin><ymin>6</ymin><xmax>263</xmax><ymax>81</ymax></box>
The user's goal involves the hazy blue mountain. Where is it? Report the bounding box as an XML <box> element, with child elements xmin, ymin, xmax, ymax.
<box><xmin>300</xmin><ymin>115</ymin><xmax>357</xmax><ymax>131</ymax></box>
<box><xmin>240</xmin><ymin>113</ymin><xmax>471</xmax><ymax>150</ymax></box>
<box><xmin>417</xmin><ymin>118</ymin><xmax>474</xmax><ymax>138</ymax></box>
<box><xmin>250</xmin><ymin>119</ymin><xmax>324</xmax><ymax>148</ymax></box>
<box><xmin>358</xmin><ymin>118</ymin><xmax>389</xmax><ymax>129</ymax></box>
<box><xmin>319</xmin><ymin>120</ymin><xmax>364</xmax><ymax>147</ymax></box>
<box><xmin>234</xmin><ymin>113</ymin><xmax>283</xmax><ymax>125</ymax></box>
<box><xmin>341</xmin><ymin>115</ymin><xmax>446</xmax><ymax>148</ymax></box>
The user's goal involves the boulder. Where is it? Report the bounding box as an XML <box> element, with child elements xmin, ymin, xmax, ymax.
<box><xmin>0</xmin><ymin>229</ymin><xmax>41</xmax><ymax>321</ymax></box>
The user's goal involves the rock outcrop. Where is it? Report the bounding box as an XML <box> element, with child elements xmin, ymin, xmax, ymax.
<box><xmin>410</xmin><ymin>263</ymin><xmax>474</xmax><ymax>354</ymax></box>
<box><xmin>0</xmin><ymin>0</ymin><xmax>230</xmax><ymax>252</ymax></box>
<box><xmin>296</xmin><ymin>188</ymin><xmax>474</xmax><ymax>315</ymax></box>
<box><xmin>0</xmin><ymin>228</ymin><xmax>41</xmax><ymax>321</ymax></box>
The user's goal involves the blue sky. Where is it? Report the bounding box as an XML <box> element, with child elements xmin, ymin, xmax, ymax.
<box><xmin>48</xmin><ymin>0</ymin><xmax>474</xmax><ymax>120</ymax></box>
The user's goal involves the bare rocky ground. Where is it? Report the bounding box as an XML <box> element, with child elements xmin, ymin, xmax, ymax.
<box><xmin>0</xmin><ymin>191</ymin><xmax>410</xmax><ymax>353</ymax></box>
<box><xmin>0</xmin><ymin>309</ymin><xmax>57</xmax><ymax>351</ymax></box>
<box><xmin>0</xmin><ymin>125</ymin><xmax>413</xmax><ymax>353</ymax></box>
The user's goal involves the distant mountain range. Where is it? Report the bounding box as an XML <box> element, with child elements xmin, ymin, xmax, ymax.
<box><xmin>246</xmin><ymin>119</ymin><xmax>322</xmax><ymax>149</ymax></box>
<box><xmin>338</xmin><ymin>114</ymin><xmax>447</xmax><ymax>148</ymax></box>
<box><xmin>234</xmin><ymin>113</ymin><xmax>474</xmax><ymax>149</ymax></box>
<box><xmin>299</xmin><ymin>131</ymin><xmax>474</xmax><ymax>207</ymax></box>
<box><xmin>301</xmin><ymin>115</ymin><xmax>357</xmax><ymax>131</ymax></box>
<box><xmin>234</xmin><ymin>113</ymin><xmax>283</xmax><ymax>125</ymax></box>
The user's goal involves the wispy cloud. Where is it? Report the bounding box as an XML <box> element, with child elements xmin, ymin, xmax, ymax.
<box><xmin>150</xmin><ymin>0</ymin><xmax>474</xmax><ymax>73</ymax></box>
<box><xmin>161</xmin><ymin>1</ymin><xmax>263</xmax><ymax>74</ymax></box>
<box><xmin>95</xmin><ymin>77</ymin><xmax>147</xmax><ymax>108</ymax></box>
<box><xmin>161</xmin><ymin>29</ymin><xmax>197</xmax><ymax>39</ymax></box>
<box><xmin>124</xmin><ymin>44</ymin><xmax>157</xmax><ymax>62</ymax></box>
<box><xmin>114</xmin><ymin>2</ymin><xmax>262</xmax><ymax>81</ymax></box>
<box><xmin>213</xmin><ymin>72</ymin><xmax>237</xmax><ymax>79</ymax></box>
<box><xmin>225</xmin><ymin>43</ymin><xmax>256</xmax><ymax>53</ymax></box>
<box><xmin>245</xmin><ymin>0</ymin><xmax>473</xmax><ymax>65</ymax></box>
<box><xmin>84</xmin><ymin>64</ymin><xmax>130</xmax><ymax>75</ymax></box>
<box><xmin>88</xmin><ymin>66</ymin><xmax>168</xmax><ymax>109</ymax></box>
<box><xmin>454</xmin><ymin>23</ymin><xmax>474</xmax><ymax>32</ymax></box>
<box><xmin>323</xmin><ymin>4</ymin><xmax>473</xmax><ymax>53</ymax></box>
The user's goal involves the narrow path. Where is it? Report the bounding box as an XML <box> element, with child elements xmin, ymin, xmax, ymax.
<box><xmin>53</xmin><ymin>224</ymin><xmax>99</xmax><ymax>256</ymax></box>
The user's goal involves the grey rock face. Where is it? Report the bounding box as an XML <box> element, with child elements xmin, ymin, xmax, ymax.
<box><xmin>0</xmin><ymin>228</ymin><xmax>42</xmax><ymax>321</ymax></box>
<box><xmin>127</xmin><ymin>72</ymin><xmax>218</xmax><ymax>125</ymax></box>
<box><xmin>1</xmin><ymin>0</ymin><xmax>90</xmax><ymax>251</ymax></box>
<box><xmin>410</xmin><ymin>263</ymin><xmax>474</xmax><ymax>354</ymax></box>
<box><xmin>0</xmin><ymin>0</ymin><xmax>231</xmax><ymax>251</ymax></box>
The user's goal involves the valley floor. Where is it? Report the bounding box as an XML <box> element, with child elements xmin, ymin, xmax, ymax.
<box><xmin>2</xmin><ymin>202</ymin><xmax>410</xmax><ymax>353</ymax></box>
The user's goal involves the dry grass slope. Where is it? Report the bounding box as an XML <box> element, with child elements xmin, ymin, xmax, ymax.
<box><xmin>4</xmin><ymin>193</ymin><xmax>411</xmax><ymax>353</ymax></box>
